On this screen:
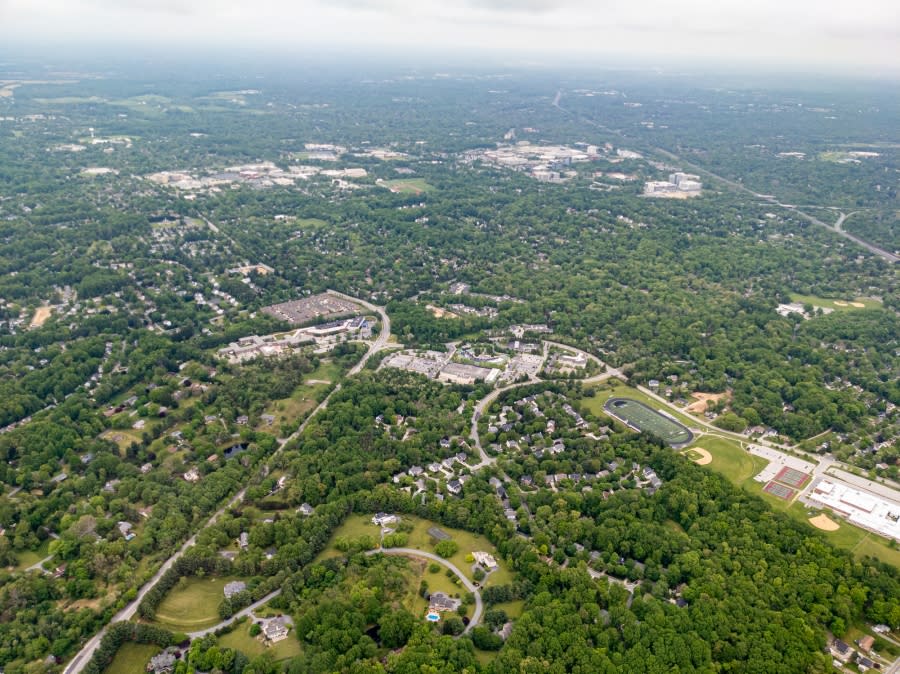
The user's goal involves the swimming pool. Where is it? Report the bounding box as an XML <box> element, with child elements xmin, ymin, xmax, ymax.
<box><xmin>426</xmin><ymin>612</ymin><xmax>440</xmax><ymax>622</ymax></box>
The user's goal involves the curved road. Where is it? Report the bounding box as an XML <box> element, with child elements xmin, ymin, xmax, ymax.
<box><xmin>185</xmin><ymin>589</ymin><xmax>283</xmax><ymax>639</ymax></box>
<box><xmin>63</xmin><ymin>293</ymin><xmax>391</xmax><ymax>674</ymax></box>
<box><xmin>366</xmin><ymin>547</ymin><xmax>483</xmax><ymax>634</ymax></box>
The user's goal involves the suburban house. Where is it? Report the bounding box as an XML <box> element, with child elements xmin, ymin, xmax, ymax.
<box><xmin>117</xmin><ymin>521</ymin><xmax>136</xmax><ymax>541</ymax></box>
<box><xmin>831</xmin><ymin>639</ymin><xmax>854</xmax><ymax>663</ymax></box>
<box><xmin>147</xmin><ymin>651</ymin><xmax>177</xmax><ymax>674</ymax></box>
<box><xmin>223</xmin><ymin>581</ymin><xmax>247</xmax><ymax>599</ymax></box>
<box><xmin>428</xmin><ymin>592</ymin><xmax>461</xmax><ymax>612</ymax></box>
<box><xmin>262</xmin><ymin>616</ymin><xmax>290</xmax><ymax>642</ymax></box>
<box><xmin>857</xmin><ymin>635</ymin><xmax>875</xmax><ymax>653</ymax></box>
<box><xmin>473</xmin><ymin>551</ymin><xmax>499</xmax><ymax>571</ymax></box>
<box><xmin>238</xmin><ymin>532</ymin><xmax>249</xmax><ymax>549</ymax></box>
<box><xmin>372</xmin><ymin>512</ymin><xmax>397</xmax><ymax>527</ymax></box>
<box><xmin>298</xmin><ymin>503</ymin><xmax>314</xmax><ymax>516</ymax></box>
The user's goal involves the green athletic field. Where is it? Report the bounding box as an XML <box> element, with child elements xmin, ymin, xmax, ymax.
<box><xmin>604</xmin><ymin>398</ymin><xmax>693</xmax><ymax>447</ymax></box>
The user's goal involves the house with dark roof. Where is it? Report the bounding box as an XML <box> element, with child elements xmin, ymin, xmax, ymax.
<box><xmin>428</xmin><ymin>592</ymin><xmax>461</xmax><ymax>612</ymax></box>
<box><xmin>831</xmin><ymin>639</ymin><xmax>853</xmax><ymax>662</ymax></box>
<box><xmin>856</xmin><ymin>654</ymin><xmax>876</xmax><ymax>671</ymax></box>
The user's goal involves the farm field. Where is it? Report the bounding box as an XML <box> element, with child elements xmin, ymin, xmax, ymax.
<box><xmin>604</xmin><ymin>398</ymin><xmax>693</xmax><ymax>447</ymax></box>
<box><xmin>153</xmin><ymin>576</ymin><xmax>243</xmax><ymax>631</ymax></box>
<box><xmin>103</xmin><ymin>643</ymin><xmax>160</xmax><ymax>674</ymax></box>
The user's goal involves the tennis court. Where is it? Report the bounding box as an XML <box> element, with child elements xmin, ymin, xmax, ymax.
<box><xmin>763</xmin><ymin>481</ymin><xmax>796</xmax><ymax>500</ymax></box>
<box><xmin>774</xmin><ymin>466</ymin><xmax>810</xmax><ymax>489</ymax></box>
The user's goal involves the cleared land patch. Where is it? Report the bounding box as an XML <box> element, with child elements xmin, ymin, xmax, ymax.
<box><xmin>604</xmin><ymin>398</ymin><xmax>693</xmax><ymax>447</ymax></box>
<box><xmin>686</xmin><ymin>392</ymin><xmax>730</xmax><ymax>414</ymax></box>
<box><xmin>29</xmin><ymin>306</ymin><xmax>53</xmax><ymax>328</ymax></box>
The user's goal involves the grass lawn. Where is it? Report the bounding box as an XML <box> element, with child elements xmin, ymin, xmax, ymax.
<box><xmin>490</xmin><ymin>599</ymin><xmax>526</xmax><ymax>619</ymax></box>
<box><xmin>294</xmin><ymin>218</ymin><xmax>328</xmax><ymax>230</ymax></box>
<box><xmin>319</xmin><ymin>514</ymin><xmax>512</xmax><ymax>587</ymax></box>
<box><xmin>690</xmin><ymin>436</ymin><xmax>767</xmax><ymax>487</ymax></box>
<box><xmin>100</xmin><ymin>429</ymin><xmax>144</xmax><ymax>454</ymax></box>
<box><xmin>474</xmin><ymin>649</ymin><xmax>497</xmax><ymax>667</ymax></box>
<box><xmin>13</xmin><ymin>539</ymin><xmax>51</xmax><ymax>571</ymax></box>
<box><xmin>789</xmin><ymin>293</ymin><xmax>882</xmax><ymax>311</ymax></box>
<box><xmin>153</xmin><ymin>576</ymin><xmax>241</xmax><ymax>631</ymax></box>
<box><xmin>266</xmin><ymin>389</ymin><xmax>319</xmax><ymax>428</ymax></box>
<box><xmin>406</xmin><ymin>558</ymin><xmax>472</xmax><ymax>619</ymax></box>
<box><xmin>381</xmin><ymin>178</ymin><xmax>434</xmax><ymax>195</ymax></box>
<box><xmin>306</xmin><ymin>360</ymin><xmax>343</xmax><ymax>383</ymax></box>
<box><xmin>219</xmin><ymin>622</ymin><xmax>302</xmax><ymax>661</ymax></box>
<box><xmin>104</xmin><ymin>643</ymin><xmax>160</xmax><ymax>674</ymax></box>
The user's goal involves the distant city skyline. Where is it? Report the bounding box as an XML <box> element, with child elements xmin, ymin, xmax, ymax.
<box><xmin>0</xmin><ymin>0</ymin><xmax>898</xmax><ymax>76</ymax></box>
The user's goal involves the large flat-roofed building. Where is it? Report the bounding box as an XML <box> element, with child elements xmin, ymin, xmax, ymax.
<box><xmin>809</xmin><ymin>480</ymin><xmax>900</xmax><ymax>541</ymax></box>
<box><xmin>438</xmin><ymin>362</ymin><xmax>494</xmax><ymax>385</ymax></box>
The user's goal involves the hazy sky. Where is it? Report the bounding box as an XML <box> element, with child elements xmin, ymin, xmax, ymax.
<box><xmin>1</xmin><ymin>0</ymin><xmax>898</xmax><ymax>74</ymax></box>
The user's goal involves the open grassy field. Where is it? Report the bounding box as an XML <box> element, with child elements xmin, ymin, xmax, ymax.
<box><xmin>604</xmin><ymin>398</ymin><xmax>693</xmax><ymax>447</ymax></box>
<box><xmin>219</xmin><ymin>622</ymin><xmax>303</xmax><ymax>660</ymax></box>
<box><xmin>104</xmin><ymin>643</ymin><xmax>160</xmax><ymax>674</ymax></box>
<box><xmin>266</xmin><ymin>389</ymin><xmax>319</xmax><ymax>428</ymax></box>
<box><xmin>381</xmin><ymin>178</ymin><xmax>434</xmax><ymax>195</ymax></box>
<box><xmin>789</xmin><ymin>294</ymin><xmax>882</xmax><ymax>311</ymax></box>
<box><xmin>690</xmin><ymin>436</ymin><xmax>767</xmax><ymax>487</ymax></box>
<box><xmin>100</xmin><ymin>429</ymin><xmax>145</xmax><ymax>454</ymax></box>
<box><xmin>153</xmin><ymin>576</ymin><xmax>242</xmax><ymax>631</ymax></box>
<box><xmin>320</xmin><ymin>514</ymin><xmax>512</xmax><ymax>586</ymax></box>
<box><xmin>306</xmin><ymin>360</ymin><xmax>343</xmax><ymax>383</ymax></box>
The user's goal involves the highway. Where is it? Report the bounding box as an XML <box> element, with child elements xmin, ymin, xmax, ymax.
<box><xmin>63</xmin><ymin>292</ymin><xmax>391</xmax><ymax>674</ymax></box>
<box><xmin>552</xmin><ymin>90</ymin><xmax>898</xmax><ymax>264</ymax></box>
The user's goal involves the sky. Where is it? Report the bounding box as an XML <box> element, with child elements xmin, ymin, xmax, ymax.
<box><xmin>1</xmin><ymin>0</ymin><xmax>898</xmax><ymax>75</ymax></box>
